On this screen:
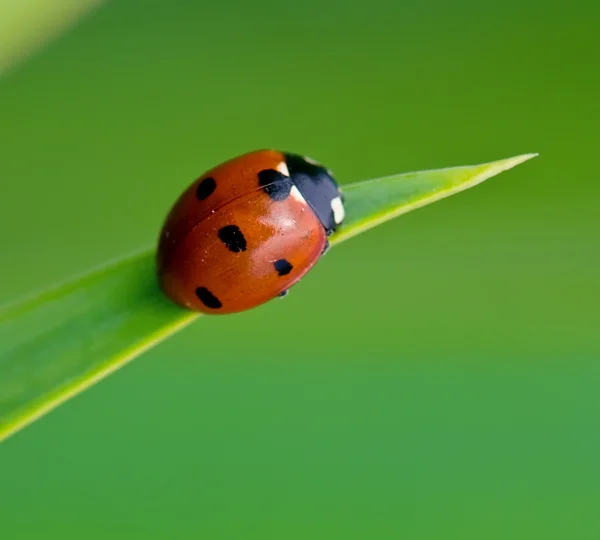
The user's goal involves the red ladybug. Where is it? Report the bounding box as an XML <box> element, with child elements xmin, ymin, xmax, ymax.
<box><xmin>157</xmin><ymin>150</ymin><xmax>345</xmax><ymax>314</ymax></box>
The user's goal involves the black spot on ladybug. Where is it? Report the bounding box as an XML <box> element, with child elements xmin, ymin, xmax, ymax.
<box><xmin>274</xmin><ymin>259</ymin><xmax>293</xmax><ymax>276</ymax></box>
<box><xmin>196</xmin><ymin>177</ymin><xmax>216</xmax><ymax>200</ymax></box>
<box><xmin>258</xmin><ymin>169</ymin><xmax>293</xmax><ymax>202</ymax></box>
<box><xmin>218</xmin><ymin>225</ymin><xmax>247</xmax><ymax>252</ymax></box>
<box><xmin>195</xmin><ymin>287</ymin><xmax>222</xmax><ymax>309</ymax></box>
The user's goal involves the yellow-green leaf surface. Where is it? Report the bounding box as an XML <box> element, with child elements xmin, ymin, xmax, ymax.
<box><xmin>0</xmin><ymin>0</ymin><xmax>106</xmax><ymax>77</ymax></box>
<box><xmin>0</xmin><ymin>154</ymin><xmax>536</xmax><ymax>442</ymax></box>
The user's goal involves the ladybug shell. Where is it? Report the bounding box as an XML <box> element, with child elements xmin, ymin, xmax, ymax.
<box><xmin>158</xmin><ymin>149</ymin><xmax>285</xmax><ymax>268</ymax></box>
<box><xmin>157</xmin><ymin>150</ymin><xmax>328</xmax><ymax>314</ymax></box>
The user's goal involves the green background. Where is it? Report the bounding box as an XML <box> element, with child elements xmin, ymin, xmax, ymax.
<box><xmin>1</xmin><ymin>0</ymin><xmax>599</xmax><ymax>538</ymax></box>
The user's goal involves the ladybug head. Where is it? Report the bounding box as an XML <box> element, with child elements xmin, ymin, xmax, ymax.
<box><xmin>284</xmin><ymin>153</ymin><xmax>345</xmax><ymax>236</ymax></box>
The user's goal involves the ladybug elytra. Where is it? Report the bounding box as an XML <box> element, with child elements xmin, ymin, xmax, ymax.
<box><xmin>157</xmin><ymin>150</ymin><xmax>345</xmax><ymax>314</ymax></box>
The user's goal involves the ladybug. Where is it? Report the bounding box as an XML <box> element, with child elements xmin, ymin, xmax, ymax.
<box><xmin>157</xmin><ymin>149</ymin><xmax>345</xmax><ymax>314</ymax></box>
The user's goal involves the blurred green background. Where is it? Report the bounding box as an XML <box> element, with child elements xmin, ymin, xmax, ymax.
<box><xmin>1</xmin><ymin>0</ymin><xmax>599</xmax><ymax>538</ymax></box>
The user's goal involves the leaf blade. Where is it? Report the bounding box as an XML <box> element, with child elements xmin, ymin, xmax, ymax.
<box><xmin>0</xmin><ymin>251</ymin><xmax>197</xmax><ymax>440</ymax></box>
<box><xmin>331</xmin><ymin>153</ymin><xmax>538</xmax><ymax>246</ymax></box>
<box><xmin>0</xmin><ymin>154</ymin><xmax>536</xmax><ymax>442</ymax></box>
<box><xmin>0</xmin><ymin>0</ymin><xmax>106</xmax><ymax>77</ymax></box>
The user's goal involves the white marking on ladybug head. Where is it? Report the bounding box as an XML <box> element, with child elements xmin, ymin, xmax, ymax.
<box><xmin>289</xmin><ymin>185</ymin><xmax>305</xmax><ymax>203</ymax></box>
<box><xmin>303</xmin><ymin>155</ymin><xmax>320</xmax><ymax>166</ymax></box>
<box><xmin>331</xmin><ymin>195</ymin><xmax>345</xmax><ymax>224</ymax></box>
<box><xmin>276</xmin><ymin>161</ymin><xmax>290</xmax><ymax>177</ymax></box>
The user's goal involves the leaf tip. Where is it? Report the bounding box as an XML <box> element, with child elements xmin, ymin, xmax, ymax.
<box><xmin>469</xmin><ymin>152</ymin><xmax>538</xmax><ymax>188</ymax></box>
<box><xmin>502</xmin><ymin>152</ymin><xmax>539</xmax><ymax>169</ymax></box>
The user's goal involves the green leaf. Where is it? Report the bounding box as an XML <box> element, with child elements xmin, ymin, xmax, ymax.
<box><xmin>0</xmin><ymin>0</ymin><xmax>106</xmax><ymax>77</ymax></box>
<box><xmin>0</xmin><ymin>154</ymin><xmax>537</xmax><ymax>442</ymax></box>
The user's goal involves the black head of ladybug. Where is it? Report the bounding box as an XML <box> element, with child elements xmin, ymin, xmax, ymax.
<box><xmin>283</xmin><ymin>153</ymin><xmax>345</xmax><ymax>236</ymax></box>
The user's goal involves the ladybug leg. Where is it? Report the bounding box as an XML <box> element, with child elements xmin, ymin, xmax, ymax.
<box><xmin>278</xmin><ymin>289</ymin><xmax>289</xmax><ymax>298</ymax></box>
<box><xmin>321</xmin><ymin>240</ymin><xmax>330</xmax><ymax>256</ymax></box>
